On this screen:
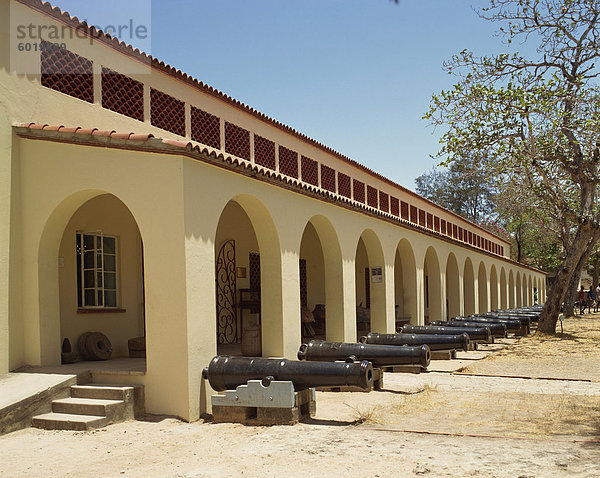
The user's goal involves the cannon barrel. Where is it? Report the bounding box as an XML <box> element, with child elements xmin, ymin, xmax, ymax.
<box><xmin>432</xmin><ymin>320</ymin><xmax>506</xmax><ymax>338</ymax></box>
<box><xmin>482</xmin><ymin>313</ymin><xmax>532</xmax><ymax>326</ymax></box>
<box><xmin>359</xmin><ymin>332</ymin><xmax>470</xmax><ymax>352</ymax></box>
<box><xmin>297</xmin><ymin>341</ymin><xmax>430</xmax><ymax>368</ymax></box>
<box><xmin>202</xmin><ymin>355</ymin><xmax>373</xmax><ymax>391</ymax></box>
<box><xmin>455</xmin><ymin>316</ymin><xmax>522</xmax><ymax>332</ymax></box>
<box><xmin>401</xmin><ymin>324</ymin><xmax>492</xmax><ymax>343</ymax></box>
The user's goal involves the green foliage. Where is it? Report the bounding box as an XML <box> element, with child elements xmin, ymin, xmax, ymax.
<box><xmin>425</xmin><ymin>0</ymin><xmax>600</xmax><ymax>330</ymax></box>
<box><xmin>425</xmin><ymin>0</ymin><xmax>600</xmax><ymax>230</ymax></box>
<box><xmin>415</xmin><ymin>155</ymin><xmax>497</xmax><ymax>224</ymax></box>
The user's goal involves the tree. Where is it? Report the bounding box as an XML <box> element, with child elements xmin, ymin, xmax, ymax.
<box><xmin>415</xmin><ymin>154</ymin><xmax>497</xmax><ymax>223</ymax></box>
<box><xmin>425</xmin><ymin>0</ymin><xmax>600</xmax><ymax>333</ymax></box>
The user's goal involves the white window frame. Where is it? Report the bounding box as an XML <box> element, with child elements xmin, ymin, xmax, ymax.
<box><xmin>76</xmin><ymin>231</ymin><xmax>120</xmax><ymax>309</ymax></box>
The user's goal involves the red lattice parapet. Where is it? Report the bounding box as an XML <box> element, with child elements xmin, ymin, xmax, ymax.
<box><xmin>379</xmin><ymin>192</ymin><xmax>389</xmax><ymax>212</ymax></box>
<box><xmin>440</xmin><ymin>219</ymin><xmax>447</xmax><ymax>235</ymax></box>
<box><xmin>434</xmin><ymin>216</ymin><xmax>440</xmax><ymax>232</ymax></box>
<box><xmin>225</xmin><ymin>122</ymin><xmax>251</xmax><ymax>160</ymax></box>
<box><xmin>191</xmin><ymin>106</ymin><xmax>221</xmax><ymax>149</ymax></box>
<box><xmin>101</xmin><ymin>67</ymin><xmax>144</xmax><ymax>121</ymax></box>
<box><xmin>338</xmin><ymin>173</ymin><xmax>351</xmax><ymax>198</ymax></box>
<box><xmin>321</xmin><ymin>165</ymin><xmax>336</xmax><ymax>192</ymax></box>
<box><xmin>458</xmin><ymin>227</ymin><xmax>464</xmax><ymax>241</ymax></box>
<box><xmin>254</xmin><ymin>135</ymin><xmax>275</xmax><ymax>170</ymax></box>
<box><xmin>453</xmin><ymin>224</ymin><xmax>458</xmax><ymax>238</ymax></box>
<box><xmin>401</xmin><ymin>201</ymin><xmax>409</xmax><ymax>220</ymax></box>
<box><xmin>390</xmin><ymin>196</ymin><xmax>399</xmax><ymax>216</ymax></box>
<box><xmin>353</xmin><ymin>180</ymin><xmax>365</xmax><ymax>203</ymax></box>
<box><xmin>476</xmin><ymin>235</ymin><xmax>481</xmax><ymax>248</ymax></box>
<box><xmin>41</xmin><ymin>41</ymin><xmax>93</xmax><ymax>103</ymax></box>
<box><xmin>427</xmin><ymin>213</ymin><xmax>433</xmax><ymax>229</ymax></box>
<box><xmin>367</xmin><ymin>186</ymin><xmax>378</xmax><ymax>208</ymax></box>
<box><xmin>279</xmin><ymin>146</ymin><xmax>298</xmax><ymax>178</ymax></box>
<box><xmin>500</xmin><ymin>246</ymin><xmax>504</xmax><ymax>256</ymax></box>
<box><xmin>410</xmin><ymin>205</ymin><xmax>418</xmax><ymax>223</ymax></box>
<box><xmin>418</xmin><ymin>209</ymin><xmax>426</xmax><ymax>227</ymax></box>
<box><xmin>301</xmin><ymin>155</ymin><xmax>319</xmax><ymax>186</ymax></box>
<box><xmin>447</xmin><ymin>222</ymin><xmax>453</xmax><ymax>236</ymax></box>
<box><xmin>151</xmin><ymin>88</ymin><xmax>185</xmax><ymax>136</ymax></box>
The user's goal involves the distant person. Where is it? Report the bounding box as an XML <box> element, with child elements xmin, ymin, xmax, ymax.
<box><xmin>587</xmin><ymin>286</ymin><xmax>596</xmax><ymax>314</ymax></box>
<box><xmin>578</xmin><ymin>285</ymin><xmax>586</xmax><ymax>315</ymax></box>
<box><xmin>595</xmin><ymin>284</ymin><xmax>600</xmax><ymax>312</ymax></box>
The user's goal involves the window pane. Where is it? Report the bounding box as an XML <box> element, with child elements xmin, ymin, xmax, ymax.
<box><xmin>97</xmin><ymin>272</ymin><xmax>102</xmax><ymax>287</ymax></box>
<box><xmin>84</xmin><ymin>270</ymin><xmax>95</xmax><ymax>287</ymax></box>
<box><xmin>103</xmin><ymin>236</ymin><xmax>116</xmax><ymax>254</ymax></box>
<box><xmin>83</xmin><ymin>234</ymin><xmax>95</xmax><ymax>251</ymax></box>
<box><xmin>97</xmin><ymin>290</ymin><xmax>103</xmax><ymax>306</ymax></box>
<box><xmin>84</xmin><ymin>289</ymin><xmax>95</xmax><ymax>306</ymax></box>
<box><xmin>104</xmin><ymin>254</ymin><xmax>116</xmax><ymax>272</ymax></box>
<box><xmin>97</xmin><ymin>253</ymin><xmax>102</xmax><ymax>268</ymax></box>
<box><xmin>104</xmin><ymin>290</ymin><xmax>117</xmax><ymax>307</ymax></box>
<box><xmin>104</xmin><ymin>272</ymin><xmax>116</xmax><ymax>290</ymax></box>
<box><xmin>84</xmin><ymin>251</ymin><xmax>95</xmax><ymax>268</ymax></box>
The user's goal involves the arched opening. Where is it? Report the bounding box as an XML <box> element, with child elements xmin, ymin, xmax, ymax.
<box><xmin>463</xmin><ymin>257</ymin><xmax>475</xmax><ymax>316</ymax></box>
<box><xmin>394</xmin><ymin>239</ymin><xmax>418</xmax><ymax>326</ymax></box>
<box><xmin>355</xmin><ymin>229</ymin><xmax>386</xmax><ymax>337</ymax></box>
<box><xmin>298</xmin><ymin>215</ymin><xmax>344</xmax><ymax>341</ymax></box>
<box><xmin>58</xmin><ymin>194</ymin><xmax>146</xmax><ymax>361</ymax></box>
<box><xmin>214</xmin><ymin>196</ymin><xmax>282</xmax><ymax>357</ymax></box>
<box><xmin>528</xmin><ymin>276</ymin><xmax>533</xmax><ymax>305</ymax></box>
<box><xmin>445</xmin><ymin>253</ymin><xmax>460</xmax><ymax>319</ymax></box>
<box><xmin>490</xmin><ymin>265</ymin><xmax>499</xmax><ymax>311</ymax></box>
<box><xmin>424</xmin><ymin>247</ymin><xmax>442</xmax><ymax>323</ymax></box>
<box><xmin>500</xmin><ymin>268</ymin><xmax>508</xmax><ymax>309</ymax></box>
<box><xmin>215</xmin><ymin>200</ymin><xmax>260</xmax><ymax>355</ymax></box>
<box><xmin>478</xmin><ymin>262</ymin><xmax>488</xmax><ymax>313</ymax></box>
<box><xmin>508</xmin><ymin>270</ymin><xmax>515</xmax><ymax>308</ymax></box>
<box><xmin>516</xmin><ymin>272</ymin><xmax>522</xmax><ymax>307</ymax></box>
<box><xmin>522</xmin><ymin>274</ymin><xmax>528</xmax><ymax>306</ymax></box>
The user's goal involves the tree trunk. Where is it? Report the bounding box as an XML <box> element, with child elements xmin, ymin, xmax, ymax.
<box><xmin>538</xmin><ymin>226</ymin><xmax>596</xmax><ymax>333</ymax></box>
<box><xmin>563</xmin><ymin>270</ymin><xmax>579</xmax><ymax>318</ymax></box>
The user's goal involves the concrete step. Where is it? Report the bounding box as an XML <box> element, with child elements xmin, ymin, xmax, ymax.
<box><xmin>70</xmin><ymin>384</ymin><xmax>134</xmax><ymax>401</ymax></box>
<box><xmin>31</xmin><ymin>412</ymin><xmax>110</xmax><ymax>431</ymax></box>
<box><xmin>51</xmin><ymin>397</ymin><xmax>123</xmax><ymax>417</ymax></box>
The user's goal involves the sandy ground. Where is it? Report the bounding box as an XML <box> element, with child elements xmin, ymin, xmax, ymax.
<box><xmin>2</xmin><ymin>315</ymin><xmax>600</xmax><ymax>477</ymax></box>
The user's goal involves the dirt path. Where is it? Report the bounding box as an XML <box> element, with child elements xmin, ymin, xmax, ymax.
<box><xmin>1</xmin><ymin>315</ymin><xmax>600</xmax><ymax>477</ymax></box>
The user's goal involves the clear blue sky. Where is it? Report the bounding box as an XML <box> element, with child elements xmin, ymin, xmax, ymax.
<box><xmin>52</xmin><ymin>0</ymin><xmax>505</xmax><ymax>189</ymax></box>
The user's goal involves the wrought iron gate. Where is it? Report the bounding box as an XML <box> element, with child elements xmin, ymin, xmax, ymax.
<box><xmin>216</xmin><ymin>240</ymin><xmax>237</xmax><ymax>344</ymax></box>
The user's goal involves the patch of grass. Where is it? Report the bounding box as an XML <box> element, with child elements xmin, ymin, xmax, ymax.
<box><xmin>344</xmin><ymin>403</ymin><xmax>382</xmax><ymax>425</ymax></box>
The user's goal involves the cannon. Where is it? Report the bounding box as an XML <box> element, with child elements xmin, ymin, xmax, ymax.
<box><xmin>431</xmin><ymin>320</ymin><xmax>507</xmax><ymax>339</ymax></box>
<box><xmin>297</xmin><ymin>340</ymin><xmax>430</xmax><ymax>368</ymax></box>
<box><xmin>202</xmin><ymin>355</ymin><xmax>373</xmax><ymax>391</ymax></box>
<box><xmin>359</xmin><ymin>332</ymin><xmax>470</xmax><ymax>352</ymax></box>
<box><xmin>455</xmin><ymin>316</ymin><xmax>522</xmax><ymax>332</ymax></box>
<box><xmin>401</xmin><ymin>324</ymin><xmax>492</xmax><ymax>343</ymax></box>
<box><xmin>482</xmin><ymin>313</ymin><xmax>532</xmax><ymax>327</ymax></box>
